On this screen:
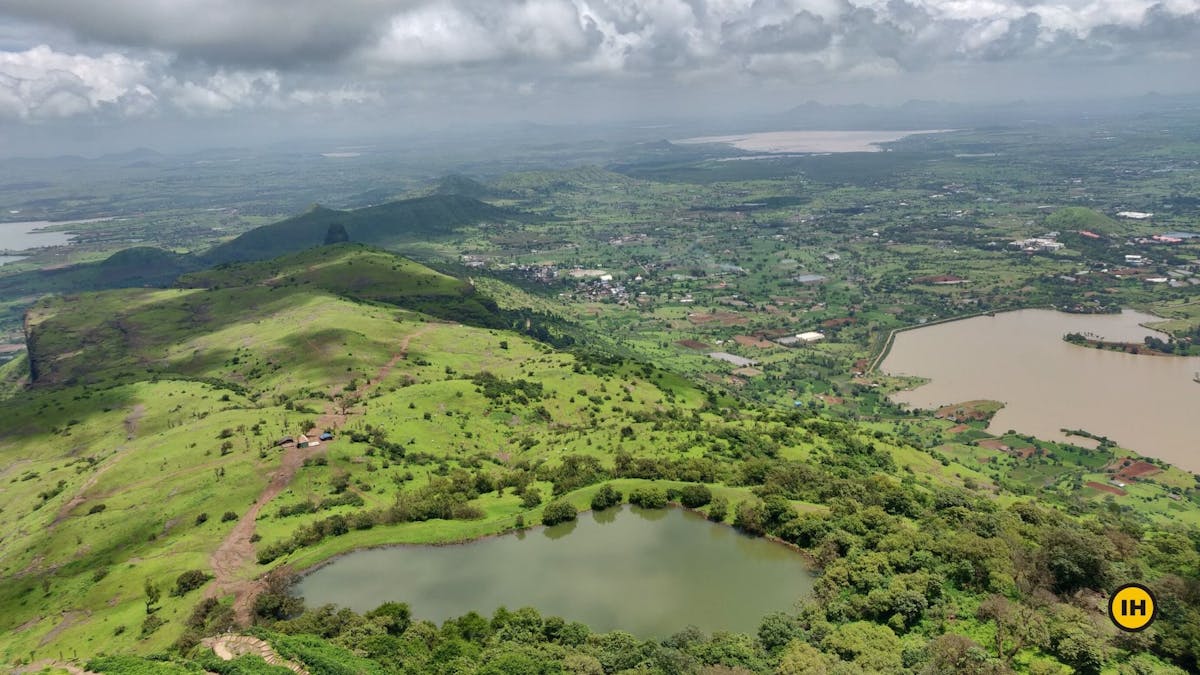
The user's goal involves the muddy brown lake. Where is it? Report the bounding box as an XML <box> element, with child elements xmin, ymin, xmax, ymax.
<box><xmin>675</xmin><ymin>129</ymin><xmax>950</xmax><ymax>153</ymax></box>
<box><xmin>883</xmin><ymin>309</ymin><xmax>1200</xmax><ymax>473</ymax></box>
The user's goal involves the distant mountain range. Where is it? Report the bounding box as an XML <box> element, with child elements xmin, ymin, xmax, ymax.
<box><xmin>200</xmin><ymin>194</ymin><xmax>509</xmax><ymax>265</ymax></box>
<box><xmin>770</xmin><ymin>93</ymin><xmax>1200</xmax><ymax>130</ymax></box>
<box><xmin>0</xmin><ymin>193</ymin><xmax>519</xmax><ymax>299</ymax></box>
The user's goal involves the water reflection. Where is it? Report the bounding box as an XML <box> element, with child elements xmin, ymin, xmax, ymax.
<box><xmin>296</xmin><ymin>505</ymin><xmax>814</xmax><ymax>636</ymax></box>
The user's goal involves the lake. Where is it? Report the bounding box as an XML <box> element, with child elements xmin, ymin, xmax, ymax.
<box><xmin>294</xmin><ymin>505</ymin><xmax>814</xmax><ymax>636</ymax></box>
<box><xmin>0</xmin><ymin>255</ymin><xmax>27</xmax><ymax>267</ymax></box>
<box><xmin>674</xmin><ymin>130</ymin><xmax>950</xmax><ymax>153</ymax></box>
<box><xmin>883</xmin><ymin>309</ymin><xmax>1200</xmax><ymax>473</ymax></box>
<box><xmin>0</xmin><ymin>220</ymin><xmax>78</xmax><ymax>250</ymax></box>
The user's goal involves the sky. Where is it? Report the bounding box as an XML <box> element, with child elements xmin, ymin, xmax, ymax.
<box><xmin>1</xmin><ymin>0</ymin><xmax>1198</xmax><ymax>155</ymax></box>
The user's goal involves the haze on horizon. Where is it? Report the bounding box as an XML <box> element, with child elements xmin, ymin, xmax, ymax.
<box><xmin>1</xmin><ymin>0</ymin><xmax>1199</xmax><ymax>156</ymax></box>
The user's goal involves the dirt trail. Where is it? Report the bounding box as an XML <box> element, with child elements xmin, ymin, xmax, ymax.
<box><xmin>47</xmin><ymin>405</ymin><xmax>144</xmax><ymax>532</ymax></box>
<box><xmin>206</xmin><ymin>441</ymin><xmax>324</xmax><ymax>625</ymax></box>
<box><xmin>201</xmin><ymin>634</ymin><xmax>309</xmax><ymax>674</ymax></box>
<box><xmin>38</xmin><ymin>610</ymin><xmax>88</xmax><ymax>647</ymax></box>
<box><xmin>317</xmin><ymin>324</ymin><xmax>434</xmax><ymax>430</ymax></box>
<box><xmin>209</xmin><ymin>326</ymin><xmax>434</xmax><ymax>626</ymax></box>
<box><xmin>14</xmin><ymin>660</ymin><xmax>99</xmax><ymax>675</ymax></box>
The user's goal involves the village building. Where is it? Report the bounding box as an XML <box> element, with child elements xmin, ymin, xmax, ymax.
<box><xmin>778</xmin><ymin>331</ymin><xmax>826</xmax><ymax>346</ymax></box>
<box><xmin>707</xmin><ymin>352</ymin><xmax>758</xmax><ymax>367</ymax></box>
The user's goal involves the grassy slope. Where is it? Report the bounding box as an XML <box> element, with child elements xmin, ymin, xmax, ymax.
<box><xmin>0</xmin><ymin>245</ymin><xmax>956</xmax><ymax>664</ymax></box>
<box><xmin>3</xmin><ymin>245</ymin><xmax>1197</xmax><ymax>672</ymax></box>
<box><xmin>0</xmin><ymin>195</ymin><xmax>515</xmax><ymax>329</ymax></box>
<box><xmin>200</xmin><ymin>195</ymin><xmax>512</xmax><ymax>265</ymax></box>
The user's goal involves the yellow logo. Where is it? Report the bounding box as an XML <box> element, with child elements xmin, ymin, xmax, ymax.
<box><xmin>1108</xmin><ymin>583</ymin><xmax>1157</xmax><ymax>632</ymax></box>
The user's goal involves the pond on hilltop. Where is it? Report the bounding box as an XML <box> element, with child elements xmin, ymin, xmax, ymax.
<box><xmin>295</xmin><ymin>504</ymin><xmax>815</xmax><ymax>637</ymax></box>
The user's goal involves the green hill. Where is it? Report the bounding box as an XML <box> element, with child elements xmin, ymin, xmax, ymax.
<box><xmin>0</xmin><ymin>195</ymin><xmax>524</xmax><ymax>338</ymax></box>
<box><xmin>24</xmin><ymin>245</ymin><xmax>569</xmax><ymax>388</ymax></box>
<box><xmin>0</xmin><ymin>246</ymin><xmax>197</xmax><ymax>297</ymax></box>
<box><xmin>1045</xmin><ymin>207</ymin><xmax>1119</xmax><ymax>235</ymax></box>
<box><xmin>3</xmin><ymin>249</ymin><xmax>1199</xmax><ymax>674</ymax></box>
<box><xmin>201</xmin><ymin>194</ymin><xmax>512</xmax><ymax>265</ymax></box>
<box><xmin>430</xmin><ymin>173</ymin><xmax>498</xmax><ymax>199</ymax></box>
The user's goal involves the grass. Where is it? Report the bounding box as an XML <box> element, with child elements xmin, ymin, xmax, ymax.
<box><xmin>3</xmin><ymin>238</ymin><xmax>1199</xmax><ymax>668</ymax></box>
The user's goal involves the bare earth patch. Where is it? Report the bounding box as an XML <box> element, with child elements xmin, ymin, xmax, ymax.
<box><xmin>209</xmin><ymin>325</ymin><xmax>439</xmax><ymax>626</ymax></box>
<box><xmin>1086</xmin><ymin>481</ymin><xmax>1127</xmax><ymax>496</ymax></box>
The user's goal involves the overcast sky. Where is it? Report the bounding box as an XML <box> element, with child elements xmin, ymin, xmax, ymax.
<box><xmin>1</xmin><ymin>0</ymin><xmax>1198</xmax><ymax>155</ymax></box>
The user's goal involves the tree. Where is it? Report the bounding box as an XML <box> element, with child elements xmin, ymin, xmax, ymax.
<box><xmin>679</xmin><ymin>483</ymin><xmax>713</xmax><ymax>508</ymax></box>
<box><xmin>777</xmin><ymin>640</ymin><xmax>831</xmax><ymax>675</ymax></box>
<box><xmin>629</xmin><ymin>486</ymin><xmax>667</xmax><ymax>509</ymax></box>
<box><xmin>144</xmin><ymin>579</ymin><xmax>161</xmax><ymax>613</ymax></box>
<box><xmin>334</xmin><ymin>393</ymin><xmax>357</xmax><ymax>416</ymax></box>
<box><xmin>976</xmin><ymin>594</ymin><xmax>1045</xmax><ymax>664</ymax></box>
<box><xmin>707</xmin><ymin>496</ymin><xmax>728</xmax><ymax>522</ymax></box>
<box><xmin>253</xmin><ymin>567</ymin><xmax>304</xmax><ymax>622</ymax></box>
<box><xmin>542</xmin><ymin>500</ymin><xmax>576</xmax><ymax>525</ymax></box>
<box><xmin>170</xmin><ymin>570</ymin><xmax>213</xmax><ymax>597</ymax></box>
<box><xmin>734</xmin><ymin>500</ymin><xmax>766</xmax><ymax>535</ymax></box>
<box><xmin>926</xmin><ymin>634</ymin><xmax>998</xmax><ymax>674</ymax></box>
<box><xmin>758</xmin><ymin>612</ymin><xmax>805</xmax><ymax>652</ymax></box>
<box><xmin>521</xmin><ymin>487</ymin><xmax>542</xmax><ymax>509</ymax></box>
<box><xmin>590</xmin><ymin>484</ymin><xmax>622</xmax><ymax>511</ymax></box>
<box><xmin>367</xmin><ymin>601</ymin><xmax>411</xmax><ymax>636</ymax></box>
<box><xmin>763</xmin><ymin>494</ymin><xmax>797</xmax><ymax>528</ymax></box>
<box><xmin>1040</xmin><ymin>527</ymin><xmax>1110</xmax><ymax>594</ymax></box>
<box><xmin>821</xmin><ymin>621</ymin><xmax>903</xmax><ymax>674</ymax></box>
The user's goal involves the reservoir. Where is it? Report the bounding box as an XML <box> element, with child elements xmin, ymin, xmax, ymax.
<box><xmin>0</xmin><ymin>220</ymin><xmax>77</xmax><ymax>250</ymax></box>
<box><xmin>295</xmin><ymin>504</ymin><xmax>814</xmax><ymax>636</ymax></box>
<box><xmin>883</xmin><ymin>309</ymin><xmax>1200</xmax><ymax>473</ymax></box>
<box><xmin>675</xmin><ymin>129</ymin><xmax>950</xmax><ymax>153</ymax></box>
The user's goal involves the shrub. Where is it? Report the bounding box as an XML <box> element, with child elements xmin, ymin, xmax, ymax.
<box><xmin>521</xmin><ymin>487</ymin><xmax>543</xmax><ymax>509</ymax></box>
<box><xmin>679</xmin><ymin>484</ymin><xmax>713</xmax><ymax>508</ymax></box>
<box><xmin>140</xmin><ymin>614</ymin><xmax>165</xmax><ymax>637</ymax></box>
<box><xmin>590</xmin><ymin>484</ymin><xmax>623</xmax><ymax>511</ymax></box>
<box><xmin>87</xmin><ymin>503</ymin><xmax>107</xmax><ymax>515</ymax></box>
<box><xmin>542</xmin><ymin>500</ymin><xmax>577</xmax><ymax>526</ymax></box>
<box><xmin>734</xmin><ymin>500</ymin><xmax>766</xmax><ymax>535</ymax></box>
<box><xmin>629</xmin><ymin>486</ymin><xmax>668</xmax><ymax>509</ymax></box>
<box><xmin>171</xmin><ymin>570</ymin><xmax>213</xmax><ymax>597</ymax></box>
<box><xmin>195</xmin><ymin>512</ymin><xmax>209</xmax><ymax>525</ymax></box>
<box><xmin>707</xmin><ymin>496</ymin><xmax>729</xmax><ymax>522</ymax></box>
<box><xmin>221</xmin><ymin>511</ymin><xmax>238</xmax><ymax>522</ymax></box>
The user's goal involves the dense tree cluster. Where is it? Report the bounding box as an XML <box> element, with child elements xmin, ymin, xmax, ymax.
<box><xmin>200</xmin><ymin>405</ymin><xmax>1200</xmax><ymax>673</ymax></box>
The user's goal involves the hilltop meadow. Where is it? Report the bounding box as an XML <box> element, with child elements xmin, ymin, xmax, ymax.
<box><xmin>0</xmin><ymin>245</ymin><xmax>1196</xmax><ymax>675</ymax></box>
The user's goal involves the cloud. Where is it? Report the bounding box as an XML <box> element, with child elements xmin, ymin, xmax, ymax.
<box><xmin>0</xmin><ymin>44</ymin><xmax>153</xmax><ymax>119</ymax></box>
<box><xmin>1</xmin><ymin>0</ymin><xmax>1198</xmax><ymax>123</ymax></box>
<box><xmin>0</xmin><ymin>44</ymin><xmax>380</xmax><ymax>121</ymax></box>
<box><xmin>0</xmin><ymin>0</ymin><xmax>399</xmax><ymax>67</ymax></box>
<box><xmin>7</xmin><ymin>0</ymin><xmax>1200</xmax><ymax>74</ymax></box>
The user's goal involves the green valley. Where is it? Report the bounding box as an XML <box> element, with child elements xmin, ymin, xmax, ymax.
<box><xmin>2</xmin><ymin>102</ymin><xmax>1200</xmax><ymax>675</ymax></box>
<box><xmin>1</xmin><ymin>238</ymin><xmax>1198</xmax><ymax>674</ymax></box>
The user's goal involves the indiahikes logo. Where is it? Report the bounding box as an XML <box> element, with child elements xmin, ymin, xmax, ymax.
<box><xmin>1108</xmin><ymin>583</ymin><xmax>1158</xmax><ymax>633</ymax></box>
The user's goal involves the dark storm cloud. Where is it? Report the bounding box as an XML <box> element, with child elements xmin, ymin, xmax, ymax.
<box><xmin>720</xmin><ymin>9</ymin><xmax>831</xmax><ymax>56</ymax></box>
<box><xmin>0</xmin><ymin>0</ymin><xmax>1198</xmax><ymax>124</ymax></box>
<box><xmin>0</xmin><ymin>0</ymin><xmax>401</xmax><ymax>67</ymax></box>
<box><xmin>1091</xmin><ymin>3</ymin><xmax>1200</xmax><ymax>47</ymax></box>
